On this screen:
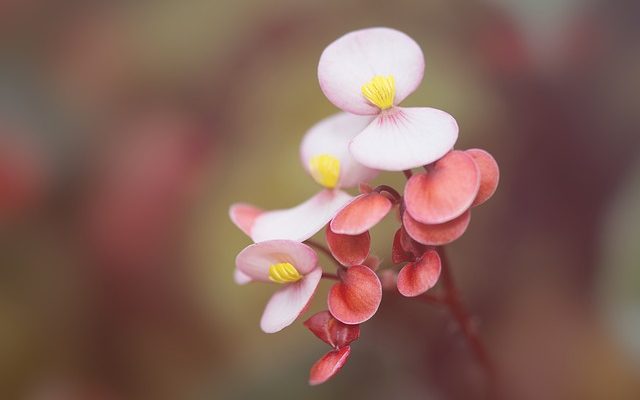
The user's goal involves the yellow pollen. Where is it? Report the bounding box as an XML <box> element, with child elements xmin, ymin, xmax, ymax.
<box><xmin>361</xmin><ymin>75</ymin><xmax>396</xmax><ymax>110</ymax></box>
<box><xmin>309</xmin><ymin>154</ymin><xmax>340</xmax><ymax>189</ymax></box>
<box><xmin>268</xmin><ymin>262</ymin><xmax>302</xmax><ymax>284</ymax></box>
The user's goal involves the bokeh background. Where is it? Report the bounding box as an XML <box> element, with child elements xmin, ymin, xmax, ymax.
<box><xmin>2</xmin><ymin>0</ymin><xmax>640</xmax><ymax>399</ymax></box>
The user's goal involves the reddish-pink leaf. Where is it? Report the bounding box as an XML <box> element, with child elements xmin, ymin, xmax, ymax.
<box><xmin>330</xmin><ymin>192</ymin><xmax>392</xmax><ymax>235</ymax></box>
<box><xmin>326</xmin><ymin>226</ymin><xmax>370</xmax><ymax>267</ymax></box>
<box><xmin>404</xmin><ymin>150</ymin><xmax>479</xmax><ymax>225</ymax></box>
<box><xmin>304</xmin><ymin>310</ymin><xmax>360</xmax><ymax>348</ymax></box>
<box><xmin>397</xmin><ymin>249</ymin><xmax>441</xmax><ymax>297</ymax></box>
<box><xmin>328</xmin><ymin>265</ymin><xmax>382</xmax><ymax>325</ymax></box>
<box><xmin>309</xmin><ymin>346</ymin><xmax>351</xmax><ymax>386</ymax></box>
<box><xmin>466</xmin><ymin>148</ymin><xmax>499</xmax><ymax>207</ymax></box>
<box><xmin>403</xmin><ymin>210</ymin><xmax>471</xmax><ymax>246</ymax></box>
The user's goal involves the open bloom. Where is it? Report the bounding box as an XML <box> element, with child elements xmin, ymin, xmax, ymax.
<box><xmin>230</xmin><ymin>112</ymin><xmax>378</xmax><ymax>242</ymax></box>
<box><xmin>235</xmin><ymin>240</ymin><xmax>322</xmax><ymax>333</ymax></box>
<box><xmin>318</xmin><ymin>27</ymin><xmax>458</xmax><ymax>171</ymax></box>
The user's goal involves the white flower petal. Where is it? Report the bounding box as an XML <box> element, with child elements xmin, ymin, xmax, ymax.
<box><xmin>251</xmin><ymin>189</ymin><xmax>353</xmax><ymax>242</ymax></box>
<box><xmin>260</xmin><ymin>267</ymin><xmax>322</xmax><ymax>333</ymax></box>
<box><xmin>318</xmin><ymin>27</ymin><xmax>424</xmax><ymax>115</ymax></box>
<box><xmin>300</xmin><ymin>112</ymin><xmax>378</xmax><ymax>189</ymax></box>
<box><xmin>350</xmin><ymin>107</ymin><xmax>458</xmax><ymax>171</ymax></box>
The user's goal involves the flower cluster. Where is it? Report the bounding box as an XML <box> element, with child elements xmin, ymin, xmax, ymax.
<box><xmin>229</xmin><ymin>27</ymin><xmax>499</xmax><ymax>385</ymax></box>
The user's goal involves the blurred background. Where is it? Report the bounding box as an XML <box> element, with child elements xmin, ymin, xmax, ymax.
<box><xmin>1</xmin><ymin>0</ymin><xmax>640</xmax><ymax>399</ymax></box>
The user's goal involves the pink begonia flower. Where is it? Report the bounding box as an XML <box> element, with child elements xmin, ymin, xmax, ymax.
<box><xmin>325</xmin><ymin>226</ymin><xmax>370</xmax><ymax>267</ymax></box>
<box><xmin>330</xmin><ymin>192</ymin><xmax>393</xmax><ymax>236</ymax></box>
<box><xmin>466</xmin><ymin>148</ymin><xmax>500</xmax><ymax>207</ymax></box>
<box><xmin>235</xmin><ymin>240</ymin><xmax>322</xmax><ymax>333</ymax></box>
<box><xmin>397</xmin><ymin>249</ymin><xmax>441</xmax><ymax>297</ymax></box>
<box><xmin>328</xmin><ymin>265</ymin><xmax>382</xmax><ymax>324</ymax></box>
<box><xmin>305</xmin><ymin>311</ymin><xmax>360</xmax><ymax>385</ymax></box>
<box><xmin>403</xmin><ymin>209</ymin><xmax>472</xmax><ymax>246</ymax></box>
<box><xmin>404</xmin><ymin>150</ymin><xmax>480</xmax><ymax>225</ymax></box>
<box><xmin>318</xmin><ymin>27</ymin><xmax>458</xmax><ymax>171</ymax></box>
<box><xmin>304</xmin><ymin>310</ymin><xmax>360</xmax><ymax>349</ymax></box>
<box><xmin>229</xmin><ymin>113</ymin><xmax>378</xmax><ymax>243</ymax></box>
<box><xmin>404</xmin><ymin>149</ymin><xmax>499</xmax><ymax>225</ymax></box>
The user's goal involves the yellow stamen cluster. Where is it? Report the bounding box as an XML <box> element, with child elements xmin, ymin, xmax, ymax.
<box><xmin>361</xmin><ymin>75</ymin><xmax>396</xmax><ymax>110</ymax></box>
<box><xmin>309</xmin><ymin>154</ymin><xmax>340</xmax><ymax>189</ymax></box>
<box><xmin>268</xmin><ymin>262</ymin><xmax>302</xmax><ymax>284</ymax></box>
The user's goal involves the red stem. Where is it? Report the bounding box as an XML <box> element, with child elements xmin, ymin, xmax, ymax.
<box><xmin>436</xmin><ymin>246</ymin><xmax>500</xmax><ymax>397</ymax></box>
<box><xmin>321</xmin><ymin>272</ymin><xmax>340</xmax><ymax>281</ymax></box>
<box><xmin>403</xmin><ymin>169</ymin><xmax>413</xmax><ymax>179</ymax></box>
<box><xmin>305</xmin><ymin>239</ymin><xmax>342</xmax><ymax>269</ymax></box>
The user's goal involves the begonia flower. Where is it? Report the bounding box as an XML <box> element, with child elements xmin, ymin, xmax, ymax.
<box><xmin>328</xmin><ymin>265</ymin><xmax>382</xmax><ymax>325</ymax></box>
<box><xmin>304</xmin><ymin>310</ymin><xmax>360</xmax><ymax>385</ymax></box>
<box><xmin>235</xmin><ymin>240</ymin><xmax>322</xmax><ymax>333</ymax></box>
<box><xmin>229</xmin><ymin>113</ymin><xmax>378</xmax><ymax>242</ymax></box>
<box><xmin>404</xmin><ymin>149</ymin><xmax>499</xmax><ymax>225</ymax></box>
<box><xmin>397</xmin><ymin>249</ymin><xmax>441</xmax><ymax>297</ymax></box>
<box><xmin>318</xmin><ymin>27</ymin><xmax>458</xmax><ymax>171</ymax></box>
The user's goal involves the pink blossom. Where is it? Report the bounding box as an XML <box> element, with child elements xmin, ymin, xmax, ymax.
<box><xmin>318</xmin><ymin>27</ymin><xmax>458</xmax><ymax>170</ymax></box>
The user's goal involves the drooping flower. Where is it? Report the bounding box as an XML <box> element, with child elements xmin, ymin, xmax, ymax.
<box><xmin>402</xmin><ymin>149</ymin><xmax>499</xmax><ymax>246</ymax></box>
<box><xmin>327</xmin><ymin>265</ymin><xmax>382</xmax><ymax>325</ymax></box>
<box><xmin>396</xmin><ymin>249</ymin><xmax>441</xmax><ymax>297</ymax></box>
<box><xmin>235</xmin><ymin>240</ymin><xmax>322</xmax><ymax>333</ymax></box>
<box><xmin>318</xmin><ymin>27</ymin><xmax>458</xmax><ymax>171</ymax></box>
<box><xmin>304</xmin><ymin>310</ymin><xmax>360</xmax><ymax>385</ymax></box>
<box><xmin>229</xmin><ymin>112</ymin><xmax>378</xmax><ymax>242</ymax></box>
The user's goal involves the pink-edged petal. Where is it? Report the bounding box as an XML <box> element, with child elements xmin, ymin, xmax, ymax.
<box><xmin>260</xmin><ymin>267</ymin><xmax>322</xmax><ymax>333</ymax></box>
<box><xmin>466</xmin><ymin>149</ymin><xmax>500</xmax><ymax>207</ymax></box>
<box><xmin>300</xmin><ymin>112</ymin><xmax>378</xmax><ymax>189</ymax></box>
<box><xmin>392</xmin><ymin>228</ymin><xmax>414</xmax><ymax>264</ymax></box>
<box><xmin>328</xmin><ymin>265</ymin><xmax>382</xmax><ymax>325</ymax></box>
<box><xmin>397</xmin><ymin>249</ymin><xmax>441</xmax><ymax>297</ymax></box>
<box><xmin>309</xmin><ymin>346</ymin><xmax>351</xmax><ymax>386</ymax></box>
<box><xmin>304</xmin><ymin>310</ymin><xmax>360</xmax><ymax>348</ymax></box>
<box><xmin>402</xmin><ymin>210</ymin><xmax>471</xmax><ymax>246</ymax></box>
<box><xmin>251</xmin><ymin>189</ymin><xmax>352</xmax><ymax>242</ymax></box>
<box><xmin>325</xmin><ymin>226</ymin><xmax>370</xmax><ymax>267</ymax></box>
<box><xmin>404</xmin><ymin>150</ymin><xmax>480</xmax><ymax>224</ymax></box>
<box><xmin>350</xmin><ymin>107</ymin><xmax>458</xmax><ymax>171</ymax></box>
<box><xmin>318</xmin><ymin>27</ymin><xmax>424</xmax><ymax>115</ymax></box>
<box><xmin>235</xmin><ymin>240</ymin><xmax>318</xmax><ymax>282</ymax></box>
<box><xmin>330</xmin><ymin>192</ymin><xmax>392</xmax><ymax>235</ymax></box>
<box><xmin>233</xmin><ymin>269</ymin><xmax>252</xmax><ymax>285</ymax></box>
<box><xmin>229</xmin><ymin>203</ymin><xmax>263</xmax><ymax>237</ymax></box>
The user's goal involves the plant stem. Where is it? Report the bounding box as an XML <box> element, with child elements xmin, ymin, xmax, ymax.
<box><xmin>436</xmin><ymin>246</ymin><xmax>499</xmax><ymax>397</ymax></box>
<box><xmin>403</xmin><ymin>169</ymin><xmax>413</xmax><ymax>179</ymax></box>
<box><xmin>305</xmin><ymin>239</ymin><xmax>342</xmax><ymax>269</ymax></box>
<box><xmin>321</xmin><ymin>272</ymin><xmax>340</xmax><ymax>281</ymax></box>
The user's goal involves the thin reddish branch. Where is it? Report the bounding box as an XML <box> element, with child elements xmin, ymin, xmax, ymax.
<box><xmin>305</xmin><ymin>239</ymin><xmax>342</xmax><ymax>269</ymax></box>
<box><xmin>436</xmin><ymin>246</ymin><xmax>500</xmax><ymax>397</ymax></box>
<box><xmin>322</xmin><ymin>272</ymin><xmax>340</xmax><ymax>281</ymax></box>
<box><xmin>403</xmin><ymin>169</ymin><xmax>413</xmax><ymax>179</ymax></box>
